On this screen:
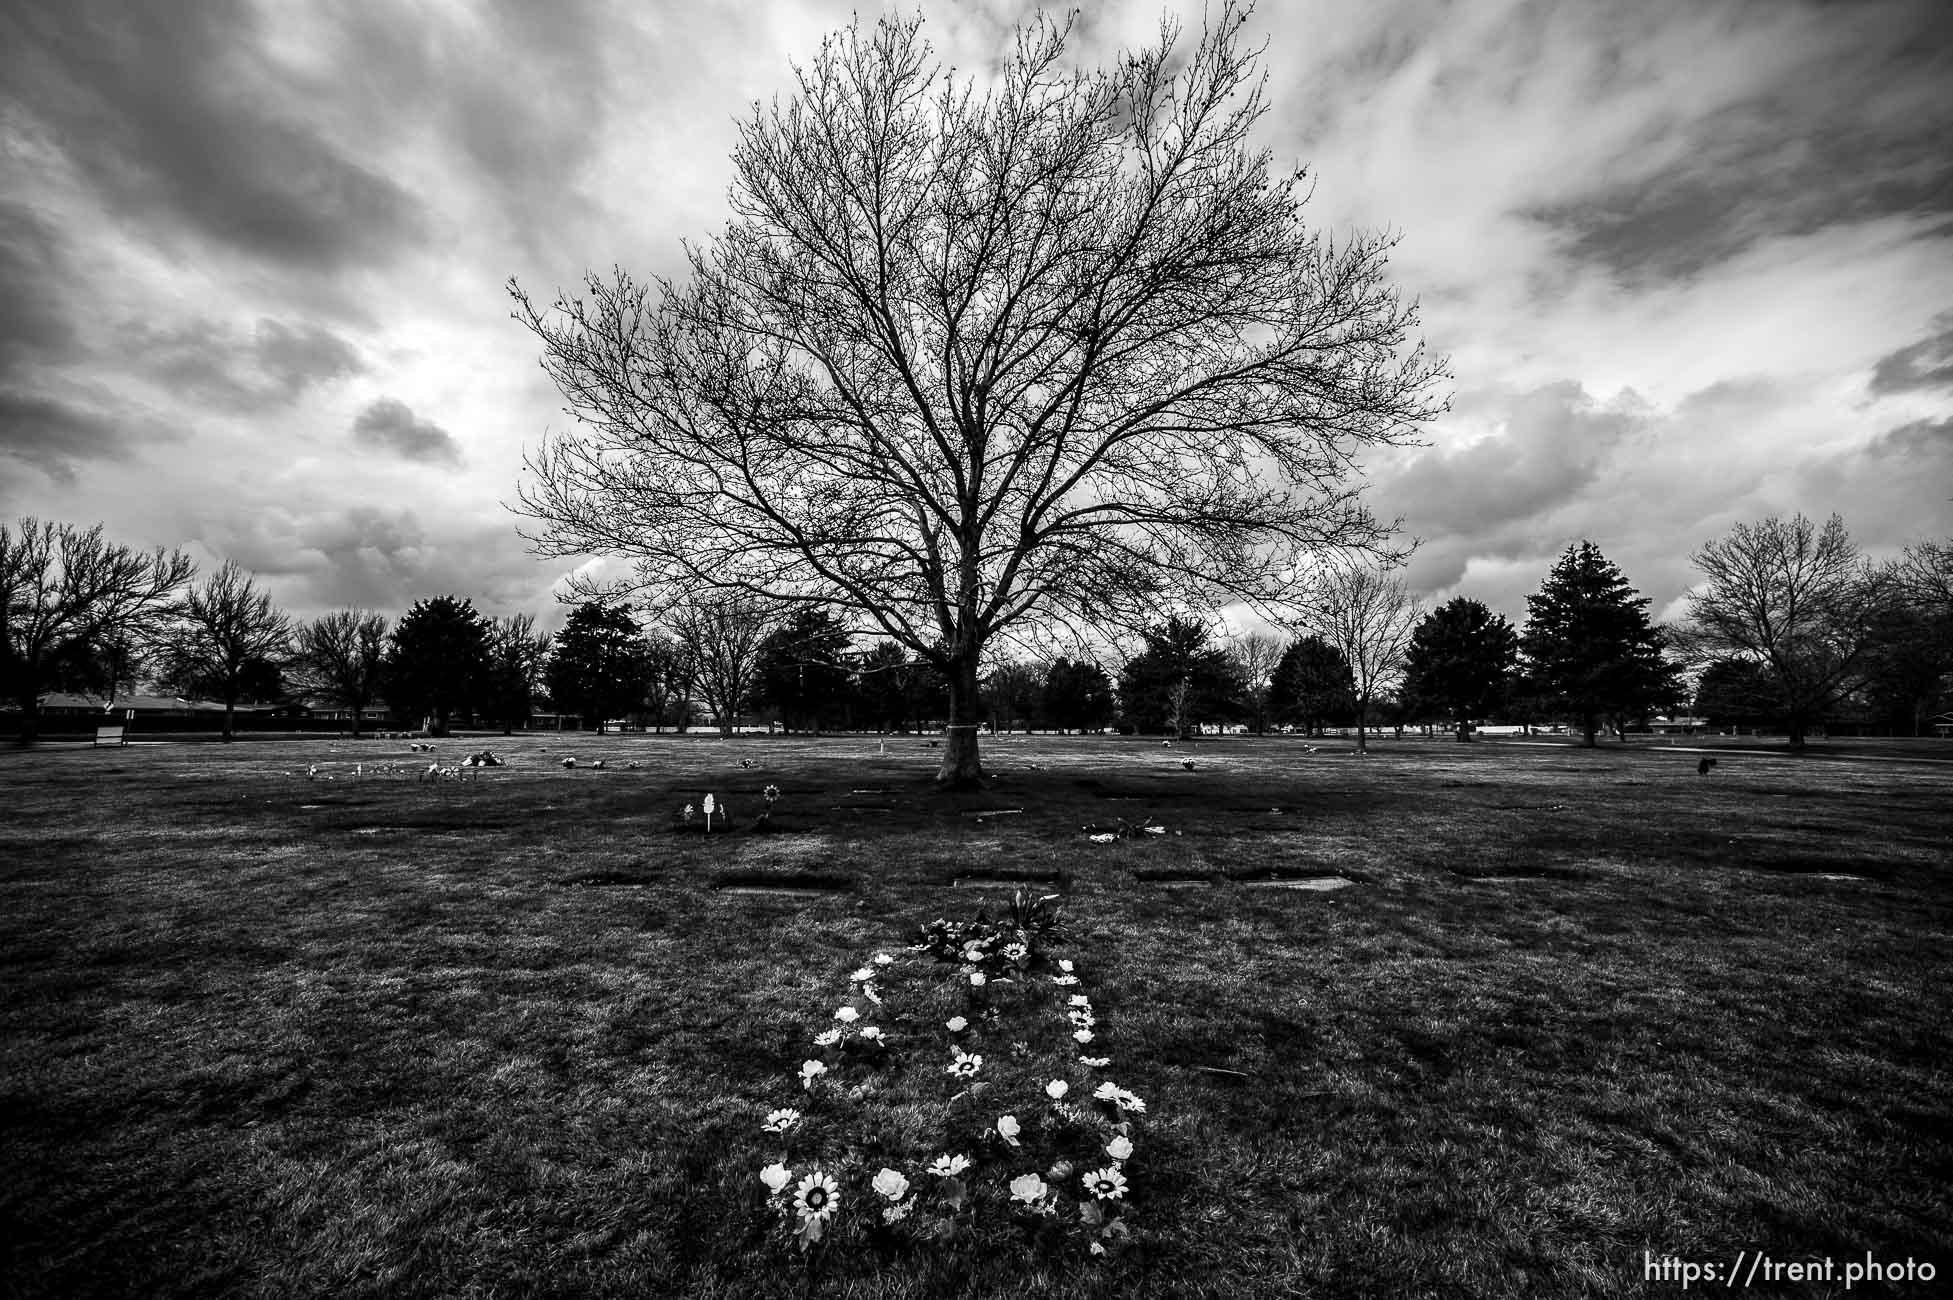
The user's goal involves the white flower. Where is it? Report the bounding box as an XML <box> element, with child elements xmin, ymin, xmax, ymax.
<box><xmin>1079</xmin><ymin>1056</ymin><xmax>1111</xmax><ymax>1068</ymax></box>
<box><xmin>1009</xmin><ymin>1173</ymin><xmax>1047</xmax><ymax>1204</ymax></box>
<box><xmin>851</xmin><ymin>967</ymin><xmax>875</xmax><ymax>983</ymax></box>
<box><xmin>1081</xmin><ymin>1166</ymin><xmax>1128</xmax><ymax>1200</ymax></box>
<box><xmin>1058</xmin><ymin>959</ymin><xmax>1074</xmax><ymax>972</ymax></box>
<box><xmin>1068</xmin><ymin>1008</ymin><xmax>1095</xmax><ymax>1027</ymax></box>
<box><xmin>873</xmin><ymin>952</ymin><xmax>894</xmax><ymax>966</ymax></box>
<box><xmin>946</xmin><ymin>1015</ymin><xmax>968</xmax><ymax>1033</ymax></box>
<box><xmin>871</xmin><ymin>1168</ymin><xmax>910</xmax><ymax>1201</ymax></box>
<box><xmin>813</xmin><ymin>1028</ymin><xmax>842</xmax><ymax>1046</ymax></box>
<box><xmin>996</xmin><ymin>1114</ymin><xmax>1021</xmax><ymax>1146</ymax></box>
<box><xmin>858</xmin><ymin>1025</ymin><xmax>883</xmax><ymax>1041</ymax></box>
<box><xmin>1073</xmin><ymin>1028</ymin><xmax>1094</xmax><ymax>1043</ymax></box>
<box><xmin>1093</xmin><ymin>1081</ymin><xmax>1147</xmax><ymax>1113</ymax></box>
<box><xmin>800</xmin><ymin>1059</ymin><xmax>827</xmax><ymax>1087</ymax></box>
<box><xmin>1002</xmin><ymin>942</ymin><xmax>1028</xmax><ymax>961</ymax></box>
<box><xmin>1068</xmin><ymin>995</ymin><xmax>1091</xmax><ymax>1007</ymax></box>
<box><xmin>1088</xmin><ymin>832</ymin><xmax>1115</xmax><ymax>843</ymax></box>
<box><xmin>882</xmin><ymin>1200</ymin><xmax>913</xmax><ymax>1223</ymax></box>
<box><xmin>760</xmin><ymin>1162</ymin><xmax>792</xmax><ymax>1194</ymax></box>
<box><xmin>793</xmin><ymin>1169</ymin><xmax>840</xmax><ymax>1222</ymax></box>
<box><xmin>1090</xmin><ymin>1241</ymin><xmax>1106</xmax><ymax>1256</ymax></box>
<box><xmin>862</xmin><ymin>984</ymin><xmax>882</xmax><ymax>1006</ymax></box>
<box><xmin>1046</xmin><ymin>1080</ymin><xmax>1069</xmax><ymax>1100</ymax></box>
<box><xmin>969</xmin><ymin>971</ymin><xmax>987</xmax><ymax>987</ymax></box>
<box><xmin>761</xmin><ymin>1107</ymin><xmax>801</xmax><ymax>1133</ymax></box>
<box><xmin>1052</xmin><ymin>974</ymin><xmax>1079</xmax><ymax>986</ymax></box>
<box><xmin>1106</xmin><ymin>1134</ymin><xmax>1134</xmax><ymax>1161</ymax></box>
<box><xmin>834</xmin><ymin>1006</ymin><xmax>860</xmax><ymax>1024</ymax></box>
<box><xmin>927</xmin><ymin>1153</ymin><xmax>970</xmax><ymax>1177</ymax></box>
<box><xmin>946</xmin><ymin>1051</ymin><xmax>982</xmax><ymax>1078</ymax></box>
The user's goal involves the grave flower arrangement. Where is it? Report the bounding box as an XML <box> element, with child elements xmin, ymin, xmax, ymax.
<box><xmin>752</xmin><ymin>897</ymin><xmax>1144</xmax><ymax>1265</ymax></box>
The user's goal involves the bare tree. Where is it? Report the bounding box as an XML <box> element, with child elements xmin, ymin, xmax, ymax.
<box><xmin>1</xmin><ymin>517</ymin><xmax>195</xmax><ymax>742</ymax></box>
<box><xmin>484</xmin><ymin>613</ymin><xmax>552</xmax><ymax>735</ymax></box>
<box><xmin>289</xmin><ymin>610</ymin><xmax>390</xmax><ymax>737</ymax></box>
<box><xmin>1679</xmin><ymin>513</ymin><xmax>1895</xmax><ymax>749</ymax></box>
<box><xmin>159</xmin><ymin>561</ymin><xmax>294</xmax><ymax>741</ymax></box>
<box><xmin>662</xmin><ymin>592</ymin><xmax>774</xmax><ymax>736</ymax></box>
<box><xmin>982</xmin><ymin>658</ymin><xmax>1043</xmax><ymax>733</ymax></box>
<box><xmin>1300</xmin><ymin>559</ymin><xmax>1422</xmax><ymax>754</ymax></box>
<box><xmin>510</xmin><ymin>5</ymin><xmax>1446</xmax><ymax>787</ymax></box>
<box><xmin>1228</xmin><ymin>630</ymin><xmax>1283</xmax><ymax>735</ymax></box>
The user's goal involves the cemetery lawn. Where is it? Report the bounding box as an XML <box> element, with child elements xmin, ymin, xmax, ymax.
<box><xmin>1</xmin><ymin>733</ymin><xmax>1948</xmax><ymax>1299</ymax></box>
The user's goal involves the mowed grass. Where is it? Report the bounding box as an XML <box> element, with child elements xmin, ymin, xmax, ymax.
<box><xmin>1</xmin><ymin>731</ymin><xmax>1948</xmax><ymax>1299</ymax></box>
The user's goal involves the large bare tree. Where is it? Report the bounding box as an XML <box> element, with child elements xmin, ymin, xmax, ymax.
<box><xmin>1679</xmin><ymin>513</ymin><xmax>1895</xmax><ymax>749</ymax></box>
<box><xmin>158</xmin><ymin>560</ymin><xmax>294</xmax><ymax>741</ymax></box>
<box><xmin>1</xmin><ymin>517</ymin><xmax>194</xmax><ymax>742</ymax></box>
<box><xmin>1300</xmin><ymin>559</ymin><xmax>1422</xmax><ymax>754</ymax></box>
<box><xmin>661</xmin><ymin>591</ymin><xmax>774</xmax><ymax>736</ymax></box>
<box><xmin>290</xmin><ymin>609</ymin><xmax>390</xmax><ymax>738</ymax></box>
<box><xmin>510</xmin><ymin>6</ymin><xmax>1446</xmax><ymax>785</ymax></box>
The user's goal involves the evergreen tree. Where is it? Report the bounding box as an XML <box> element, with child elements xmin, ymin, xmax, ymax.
<box><xmin>1041</xmin><ymin>657</ymin><xmax>1116</xmax><ymax>733</ymax></box>
<box><xmin>545</xmin><ymin>602</ymin><xmax>653</xmax><ymax>732</ymax></box>
<box><xmin>752</xmin><ymin>607</ymin><xmax>854</xmax><ymax>733</ymax></box>
<box><xmin>1519</xmin><ymin>542</ymin><xmax>1680</xmax><ymax>746</ymax></box>
<box><xmin>1117</xmin><ymin>617</ymin><xmax>1248</xmax><ymax>737</ymax></box>
<box><xmin>1402</xmin><ymin>597</ymin><xmax>1517</xmax><ymax>742</ymax></box>
<box><xmin>1267</xmin><ymin>635</ymin><xmax>1356</xmax><ymax>736</ymax></box>
<box><xmin>382</xmin><ymin>596</ymin><xmax>492</xmax><ymax>736</ymax></box>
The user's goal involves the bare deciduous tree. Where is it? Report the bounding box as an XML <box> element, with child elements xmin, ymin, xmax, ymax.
<box><xmin>290</xmin><ymin>609</ymin><xmax>390</xmax><ymax>737</ymax></box>
<box><xmin>510</xmin><ymin>6</ymin><xmax>1446</xmax><ymax>786</ymax></box>
<box><xmin>160</xmin><ymin>560</ymin><xmax>294</xmax><ymax>741</ymax></box>
<box><xmin>1</xmin><ymin>517</ymin><xmax>194</xmax><ymax>742</ymax></box>
<box><xmin>1299</xmin><ymin>559</ymin><xmax>1421</xmax><ymax>754</ymax></box>
<box><xmin>662</xmin><ymin>592</ymin><xmax>774</xmax><ymax>736</ymax></box>
<box><xmin>1679</xmin><ymin>513</ymin><xmax>1895</xmax><ymax>749</ymax></box>
<box><xmin>1228</xmin><ymin>630</ymin><xmax>1283</xmax><ymax>735</ymax></box>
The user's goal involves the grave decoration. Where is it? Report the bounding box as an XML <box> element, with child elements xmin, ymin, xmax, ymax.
<box><xmin>752</xmin><ymin>890</ymin><xmax>1144</xmax><ymax>1264</ymax></box>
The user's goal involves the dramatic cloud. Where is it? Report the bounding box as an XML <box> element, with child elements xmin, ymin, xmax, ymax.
<box><xmin>0</xmin><ymin>0</ymin><xmax>1946</xmax><ymax>633</ymax></box>
<box><xmin>350</xmin><ymin>397</ymin><xmax>463</xmax><ymax>466</ymax></box>
<box><xmin>1869</xmin><ymin>315</ymin><xmax>1953</xmax><ymax>396</ymax></box>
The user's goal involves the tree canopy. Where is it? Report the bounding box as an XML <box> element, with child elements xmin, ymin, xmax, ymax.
<box><xmin>1402</xmin><ymin>597</ymin><xmax>1516</xmax><ymax>741</ymax></box>
<box><xmin>382</xmin><ymin>596</ymin><xmax>492</xmax><ymax>736</ymax></box>
<box><xmin>1679</xmin><ymin>513</ymin><xmax>1893</xmax><ymax>748</ymax></box>
<box><xmin>1</xmin><ymin>517</ymin><xmax>194</xmax><ymax>741</ymax></box>
<box><xmin>1267</xmin><ymin>634</ymin><xmax>1355</xmax><ymax>736</ymax></box>
<box><xmin>1298</xmin><ymin>558</ymin><xmax>1420</xmax><ymax>753</ymax></box>
<box><xmin>156</xmin><ymin>560</ymin><xmax>293</xmax><ymax>740</ymax></box>
<box><xmin>290</xmin><ymin>610</ymin><xmax>390</xmax><ymax>737</ymax></box>
<box><xmin>1117</xmin><ymin>616</ymin><xmax>1247</xmax><ymax>737</ymax></box>
<box><xmin>510</xmin><ymin>4</ymin><xmax>1445</xmax><ymax>785</ymax></box>
<box><xmin>1042</xmin><ymin>656</ymin><xmax>1115</xmax><ymax>733</ymax></box>
<box><xmin>545</xmin><ymin>602</ymin><xmax>652</xmax><ymax>732</ymax></box>
<box><xmin>753</xmin><ymin>606</ymin><xmax>855</xmax><ymax>733</ymax></box>
<box><xmin>1519</xmin><ymin>541</ymin><xmax>1678</xmax><ymax>746</ymax></box>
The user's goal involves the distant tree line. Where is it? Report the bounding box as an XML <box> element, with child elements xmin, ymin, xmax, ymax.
<box><xmin>4</xmin><ymin>513</ymin><xmax>1948</xmax><ymax>747</ymax></box>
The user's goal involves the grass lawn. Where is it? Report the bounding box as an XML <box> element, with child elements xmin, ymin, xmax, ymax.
<box><xmin>2</xmin><ymin>731</ymin><xmax>1948</xmax><ymax>1298</ymax></box>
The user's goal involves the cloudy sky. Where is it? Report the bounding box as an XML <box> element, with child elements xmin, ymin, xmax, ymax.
<box><xmin>3</xmin><ymin>0</ymin><xmax>1949</xmax><ymax>640</ymax></box>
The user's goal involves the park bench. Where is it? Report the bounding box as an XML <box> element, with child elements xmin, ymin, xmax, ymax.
<box><xmin>94</xmin><ymin>724</ymin><xmax>126</xmax><ymax>747</ymax></box>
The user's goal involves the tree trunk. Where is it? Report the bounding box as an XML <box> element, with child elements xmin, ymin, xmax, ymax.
<box><xmin>352</xmin><ymin>706</ymin><xmax>366</xmax><ymax>740</ymax></box>
<box><xmin>13</xmin><ymin>694</ymin><xmax>40</xmax><ymax>745</ymax></box>
<box><xmin>1355</xmin><ymin>693</ymin><xmax>1369</xmax><ymax>754</ymax></box>
<box><xmin>1787</xmin><ymin>716</ymin><xmax>1807</xmax><ymax>750</ymax></box>
<box><xmin>1582</xmin><ymin>712</ymin><xmax>1598</xmax><ymax>747</ymax></box>
<box><xmin>1454</xmin><ymin>717</ymin><xmax>1471</xmax><ymax>742</ymax></box>
<box><xmin>222</xmin><ymin>696</ymin><xmax>236</xmax><ymax>742</ymax></box>
<box><xmin>936</xmin><ymin>656</ymin><xmax>984</xmax><ymax>788</ymax></box>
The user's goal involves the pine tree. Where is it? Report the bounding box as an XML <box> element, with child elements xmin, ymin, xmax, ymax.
<box><xmin>544</xmin><ymin>602</ymin><xmax>653</xmax><ymax>732</ymax></box>
<box><xmin>1520</xmin><ymin>542</ymin><xmax>1679</xmax><ymax>746</ymax></box>
<box><xmin>1402</xmin><ymin>598</ymin><xmax>1517</xmax><ymax>742</ymax></box>
<box><xmin>1267</xmin><ymin>635</ymin><xmax>1356</xmax><ymax>736</ymax></box>
<box><xmin>382</xmin><ymin>596</ymin><xmax>492</xmax><ymax>736</ymax></box>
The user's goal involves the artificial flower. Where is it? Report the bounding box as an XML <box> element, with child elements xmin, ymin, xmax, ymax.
<box><xmin>1073</xmin><ymin>1028</ymin><xmax>1095</xmax><ymax>1043</ymax></box>
<box><xmin>1068</xmin><ymin>994</ymin><xmax>1091</xmax><ymax>1007</ymax></box>
<box><xmin>927</xmin><ymin>1153</ymin><xmax>971</xmax><ymax>1177</ymax></box>
<box><xmin>871</xmin><ymin>1168</ymin><xmax>910</xmax><ymax>1200</ymax></box>
<box><xmin>800</xmin><ymin>1059</ymin><xmax>827</xmax><ymax>1087</ymax></box>
<box><xmin>862</xmin><ymin>984</ymin><xmax>882</xmax><ymax>1006</ymax></box>
<box><xmin>946</xmin><ymin>1015</ymin><xmax>968</xmax><ymax>1033</ymax></box>
<box><xmin>1058</xmin><ymin>959</ymin><xmax>1075</xmax><ymax>972</ymax></box>
<box><xmin>813</xmin><ymin>1028</ymin><xmax>842</xmax><ymax>1046</ymax></box>
<box><xmin>761</xmin><ymin>1107</ymin><xmax>801</xmax><ymax>1133</ymax></box>
<box><xmin>1009</xmin><ymin>1173</ymin><xmax>1048</xmax><ymax>1204</ymax></box>
<box><xmin>996</xmin><ymin>1114</ymin><xmax>1021</xmax><ymax>1146</ymax></box>
<box><xmin>1046</xmin><ymin>1079</ymin><xmax>1069</xmax><ymax>1100</ymax></box>
<box><xmin>851</xmin><ymin>967</ymin><xmax>875</xmax><ymax>983</ymax></box>
<box><xmin>1106</xmin><ymin>1134</ymin><xmax>1134</xmax><ymax>1161</ymax></box>
<box><xmin>1052</xmin><ymin>974</ymin><xmax>1079</xmax><ymax>986</ymax></box>
<box><xmin>873</xmin><ymin>952</ymin><xmax>894</xmax><ymax>966</ymax></box>
<box><xmin>1002</xmin><ymin>942</ymin><xmax>1028</xmax><ymax>961</ymax></box>
<box><xmin>1090</xmin><ymin>1241</ymin><xmax>1107</xmax><ymax>1256</ymax></box>
<box><xmin>969</xmin><ymin>972</ymin><xmax>987</xmax><ymax>987</ymax></box>
<box><xmin>946</xmin><ymin>1050</ymin><xmax>983</xmax><ymax>1078</ymax></box>
<box><xmin>793</xmin><ymin>1170</ymin><xmax>840</xmax><ymax>1222</ymax></box>
<box><xmin>858</xmin><ymin>1025</ymin><xmax>883</xmax><ymax>1041</ymax></box>
<box><xmin>760</xmin><ymin>1163</ymin><xmax>792</xmax><ymax>1194</ymax></box>
<box><xmin>834</xmin><ymin>1006</ymin><xmax>860</xmax><ymax>1024</ymax></box>
<box><xmin>1081</xmin><ymin>1166</ymin><xmax>1128</xmax><ymax>1200</ymax></box>
<box><xmin>1079</xmin><ymin>1056</ymin><xmax>1111</xmax><ymax>1068</ymax></box>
